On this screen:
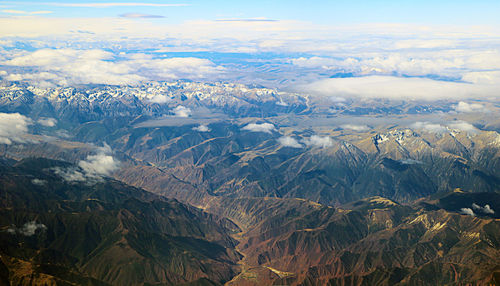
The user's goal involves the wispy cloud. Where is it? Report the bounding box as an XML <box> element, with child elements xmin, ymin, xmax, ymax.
<box><xmin>411</xmin><ymin>122</ymin><xmax>448</xmax><ymax>134</ymax></box>
<box><xmin>411</xmin><ymin>121</ymin><xmax>479</xmax><ymax>134</ymax></box>
<box><xmin>1</xmin><ymin>9</ymin><xmax>52</xmax><ymax>14</ymax></box>
<box><xmin>340</xmin><ymin>124</ymin><xmax>370</xmax><ymax>132</ymax></box>
<box><xmin>71</xmin><ymin>29</ymin><xmax>95</xmax><ymax>34</ymax></box>
<box><xmin>448</xmin><ymin>121</ymin><xmax>478</xmax><ymax>134</ymax></box>
<box><xmin>119</xmin><ymin>13</ymin><xmax>165</xmax><ymax>19</ymax></box>
<box><xmin>400</xmin><ymin>159</ymin><xmax>423</xmax><ymax>165</ymax></box>
<box><xmin>31</xmin><ymin>178</ymin><xmax>47</xmax><ymax>186</ymax></box>
<box><xmin>215</xmin><ymin>18</ymin><xmax>278</xmax><ymax>22</ymax></box>
<box><xmin>44</xmin><ymin>2</ymin><xmax>188</xmax><ymax>8</ymax></box>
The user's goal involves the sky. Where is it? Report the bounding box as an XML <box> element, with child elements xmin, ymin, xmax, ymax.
<box><xmin>1</xmin><ymin>0</ymin><xmax>499</xmax><ymax>25</ymax></box>
<box><xmin>0</xmin><ymin>1</ymin><xmax>500</xmax><ymax>100</ymax></box>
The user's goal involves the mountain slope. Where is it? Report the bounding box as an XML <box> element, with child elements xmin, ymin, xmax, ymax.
<box><xmin>198</xmin><ymin>194</ymin><xmax>500</xmax><ymax>285</ymax></box>
<box><xmin>0</xmin><ymin>157</ymin><xmax>241</xmax><ymax>285</ymax></box>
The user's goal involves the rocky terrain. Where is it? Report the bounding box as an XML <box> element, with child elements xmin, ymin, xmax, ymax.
<box><xmin>0</xmin><ymin>81</ymin><xmax>499</xmax><ymax>285</ymax></box>
<box><xmin>0</xmin><ymin>158</ymin><xmax>241</xmax><ymax>285</ymax></box>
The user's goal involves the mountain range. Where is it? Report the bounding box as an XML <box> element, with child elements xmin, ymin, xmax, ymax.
<box><xmin>0</xmin><ymin>81</ymin><xmax>499</xmax><ymax>285</ymax></box>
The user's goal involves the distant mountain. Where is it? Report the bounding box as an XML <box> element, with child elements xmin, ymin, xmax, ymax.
<box><xmin>0</xmin><ymin>157</ymin><xmax>241</xmax><ymax>285</ymax></box>
<box><xmin>0</xmin><ymin>82</ymin><xmax>307</xmax><ymax>125</ymax></box>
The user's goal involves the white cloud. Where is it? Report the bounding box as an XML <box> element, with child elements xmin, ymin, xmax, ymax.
<box><xmin>173</xmin><ymin>106</ymin><xmax>192</xmax><ymax>118</ymax></box>
<box><xmin>412</xmin><ymin>120</ymin><xmax>478</xmax><ymax>134</ymax></box>
<box><xmin>7</xmin><ymin>221</ymin><xmax>47</xmax><ymax>236</ymax></box>
<box><xmin>291</xmin><ymin>56</ymin><xmax>342</xmax><ymax>69</ymax></box>
<box><xmin>290</xmin><ymin>49</ymin><xmax>500</xmax><ymax>82</ymax></box>
<box><xmin>128</xmin><ymin>55</ymin><xmax>224</xmax><ymax>80</ymax></box>
<box><xmin>483</xmin><ymin>205</ymin><xmax>495</xmax><ymax>214</ymax></box>
<box><xmin>302</xmin><ymin>135</ymin><xmax>333</xmax><ymax>148</ymax></box>
<box><xmin>0</xmin><ymin>113</ymin><xmax>32</xmax><ymax>144</ymax></box>
<box><xmin>78</xmin><ymin>153</ymin><xmax>120</xmax><ymax>177</ymax></box>
<box><xmin>49</xmin><ymin>3</ymin><xmax>189</xmax><ymax>8</ymax></box>
<box><xmin>291</xmin><ymin>54</ymin><xmax>452</xmax><ymax>76</ymax></box>
<box><xmin>453</xmin><ymin>101</ymin><xmax>488</xmax><ymax>113</ymax></box>
<box><xmin>278</xmin><ymin>136</ymin><xmax>303</xmax><ymax>148</ymax></box>
<box><xmin>37</xmin><ymin>117</ymin><xmax>57</xmax><ymax>127</ymax></box>
<box><xmin>411</xmin><ymin>122</ymin><xmax>447</xmax><ymax>134</ymax></box>
<box><xmin>149</xmin><ymin>94</ymin><xmax>171</xmax><ymax>104</ymax></box>
<box><xmin>393</xmin><ymin>39</ymin><xmax>456</xmax><ymax>50</ymax></box>
<box><xmin>1</xmin><ymin>10</ymin><xmax>52</xmax><ymax>15</ymax></box>
<box><xmin>448</xmin><ymin>121</ymin><xmax>478</xmax><ymax>133</ymax></box>
<box><xmin>2</xmin><ymin>49</ymin><xmax>143</xmax><ymax>86</ymax></box>
<box><xmin>54</xmin><ymin>168</ymin><xmax>86</xmax><ymax>182</ymax></box>
<box><xmin>460</xmin><ymin>208</ymin><xmax>475</xmax><ymax>216</ymax></box>
<box><xmin>242</xmin><ymin>123</ymin><xmax>276</xmax><ymax>134</ymax></box>
<box><xmin>462</xmin><ymin>71</ymin><xmax>500</xmax><ymax>85</ymax></box>
<box><xmin>296</xmin><ymin>76</ymin><xmax>500</xmax><ymax>101</ymax></box>
<box><xmin>193</xmin><ymin>125</ymin><xmax>210</xmax><ymax>132</ymax></box>
<box><xmin>340</xmin><ymin>124</ymin><xmax>370</xmax><ymax>132</ymax></box>
<box><xmin>1</xmin><ymin>49</ymin><xmax>224</xmax><ymax>86</ymax></box>
<box><xmin>472</xmin><ymin>203</ymin><xmax>495</xmax><ymax>214</ymax></box>
<box><xmin>31</xmin><ymin>178</ymin><xmax>47</xmax><ymax>186</ymax></box>
<box><xmin>55</xmin><ymin>145</ymin><xmax>120</xmax><ymax>182</ymax></box>
<box><xmin>119</xmin><ymin>13</ymin><xmax>165</xmax><ymax>18</ymax></box>
<box><xmin>400</xmin><ymin>159</ymin><xmax>423</xmax><ymax>165</ymax></box>
<box><xmin>215</xmin><ymin>18</ymin><xmax>278</xmax><ymax>22</ymax></box>
<box><xmin>0</xmin><ymin>16</ymin><xmax>499</xmax><ymax>91</ymax></box>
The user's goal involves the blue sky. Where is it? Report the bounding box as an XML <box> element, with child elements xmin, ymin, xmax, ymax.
<box><xmin>1</xmin><ymin>0</ymin><xmax>499</xmax><ymax>25</ymax></box>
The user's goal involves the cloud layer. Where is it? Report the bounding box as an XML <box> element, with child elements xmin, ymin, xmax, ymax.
<box><xmin>297</xmin><ymin>76</ymin><xmax>500</xmax><ymax>101</ymax></box>
<box><xmin>1</xmin><ymin>49</ymin><xmax>224</xmax><ymax>87</ymax></box>
<box><xmin>0</xmin><ymin>13</ymin><xmax>499</xmax><ymax>101</ymax></box>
